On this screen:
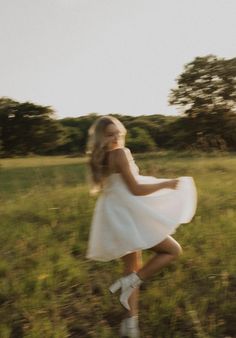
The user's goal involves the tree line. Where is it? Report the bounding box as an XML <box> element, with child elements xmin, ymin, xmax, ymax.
<box><xmin>0</xmin><ymin>55</ymin><xmax>235</xmax><ymax>157</ymax></box>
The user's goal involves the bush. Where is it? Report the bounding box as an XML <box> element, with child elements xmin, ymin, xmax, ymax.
<box><xmin>126</xmin><ymin>127</ymin><xmax>156</xmax><ymax>152</ymax></box>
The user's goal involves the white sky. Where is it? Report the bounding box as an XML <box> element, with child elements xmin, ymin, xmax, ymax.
<box><xmin>0</xmin><ymin>0</ymin><xmax>235</xmax><ymax>119</ymax></box>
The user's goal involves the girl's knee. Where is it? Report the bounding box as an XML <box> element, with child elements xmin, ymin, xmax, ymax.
<box><xmin>172</xmin><ymin>243</ymin><xmax>183</xmax><ymax>259</ymax></box>
<box><xmin>150</xmin><ymin>236</ymin><xmax>183</xmax><ymax>258</ymax></box>
<box><xmin>167</xmin><ymin>236</ymin><xmax>183</xmax><ymax>258</ymax></box>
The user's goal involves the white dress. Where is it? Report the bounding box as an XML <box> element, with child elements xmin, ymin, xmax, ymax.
<box><xmin>86</xmin><ymin>149</ymin><xmax>197</xmax><ymax>262</ymax></box>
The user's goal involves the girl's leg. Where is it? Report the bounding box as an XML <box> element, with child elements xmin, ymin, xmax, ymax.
<box><xmin>121</xmin><ymin>250</ymin><xmax>143</xmax><ymax>317</ymax></box>
<box><xmin>137</xmin><ymin>235</ymin><xmax>183</xmax><ymax>281</ymax></box>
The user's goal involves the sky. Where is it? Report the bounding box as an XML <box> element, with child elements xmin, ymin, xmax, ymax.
<box><xmin>0</xmin><ymin>0</ymin><xmax>235</xmax><ymax>119</ymax></box>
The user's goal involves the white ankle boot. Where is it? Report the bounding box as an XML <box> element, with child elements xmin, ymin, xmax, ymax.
<box><xmin>109</xmin><ymin>272</ymin><xmax>143</xmax><ymax>310</ymax></box>
<box><xmin>120</xmin><ymin>316</ymin><xmax>140</xmax><ymax>338</ymax></box>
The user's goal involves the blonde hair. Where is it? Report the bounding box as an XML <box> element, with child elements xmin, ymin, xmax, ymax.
<box><xmin>86</xmin><ymin>115</ymin><xmax>127</xmax><ymax>193</ymax></box>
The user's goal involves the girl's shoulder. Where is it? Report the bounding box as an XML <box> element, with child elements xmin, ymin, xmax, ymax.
<box><xmin>105</xmin><ymin>147</ymin><xmax>130</xmax><ymax>175</ymax></box>
<box><xmin>112</xmin><ymin>147</ymin><xmax>132</xmax><ymax>158</ymax></box>
<box><xmin>111</xmin><ymin>147</ymin><xmax>133</xmax><ymax>165</ymax></box>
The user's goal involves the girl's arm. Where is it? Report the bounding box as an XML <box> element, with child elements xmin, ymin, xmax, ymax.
<box><xmin>115</xmin><ymin>148</ymin><xmax>178</xmax><ymax>196</ymax></box>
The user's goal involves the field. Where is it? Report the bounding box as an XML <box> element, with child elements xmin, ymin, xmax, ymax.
<box><xmin>0</xmin><ymin>152</ymin><xmax>235</xmax><ymax>338</ymax></box>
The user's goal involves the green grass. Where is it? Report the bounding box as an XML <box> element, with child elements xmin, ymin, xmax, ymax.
<box><xmin>0</xmin><ymin>153</ymin><xmax>235</xmax><ymax>337</ymax></box>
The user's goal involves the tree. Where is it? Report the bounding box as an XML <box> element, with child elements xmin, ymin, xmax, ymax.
<box><xmin>0</xmin><ymin>97</ymin><xmax>63</xmax><ymax>156</ymax></box>
<box><xmin>124</xmin><ymin>115</ymin><xmax>178</xmax><ymax>148</ymax></box>
<box><xmin>59</xmin><ymin>113</ymin><xmax>98</xmax><ymax>153</ymax></box>
<box><xmin>169</xmin><ymin>55</ymin><xmax>236</xmax><ymax>150</ymax></box>
<box><xmin>126</xmin><ymin>127</ymin><xmax>156</xmax><ymax>152</ymax></box>
<box><xmin>55</xmin><ymin>126</ymin><xmax>84</xmax><ymax>154</ymax></box>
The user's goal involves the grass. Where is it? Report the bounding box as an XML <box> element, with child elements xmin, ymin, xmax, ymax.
<box><xmin>0</xmin><ymin>152</ymin><xmax>235</xmax><ymax>337</ymax></box>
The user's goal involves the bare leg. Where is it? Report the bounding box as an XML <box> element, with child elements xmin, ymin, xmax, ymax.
<box><xmin>121</xmin><ymin>250</ymin><xmax>143</xmax><ymax>317</ymax></box>
<box><xmin>137</xmin><ymin>235</ymin><xmax>183</xmax><ymax>281</ymax></box>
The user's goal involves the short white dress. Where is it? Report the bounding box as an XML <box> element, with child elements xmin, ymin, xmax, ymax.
<box><xmin>86</xmin><ymin>149</ymin><xmax>197</xmax><ymax>262</ymax></box>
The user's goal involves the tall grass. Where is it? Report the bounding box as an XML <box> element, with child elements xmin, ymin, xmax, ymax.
<box><xmin>0</xmin><ymin>153</ymin><xmax>235</xmax><ymax>337</ymax></box>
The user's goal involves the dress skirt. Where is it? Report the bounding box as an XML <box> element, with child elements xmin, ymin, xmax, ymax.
<box><xmin>86</xmin><ymin>171</ymin><xmax>197</xmax><ymax>262</ymax></box>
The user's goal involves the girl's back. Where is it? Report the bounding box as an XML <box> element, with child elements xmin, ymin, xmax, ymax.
<box><xmin>104</xmin><ymin>147</ymin><xmax>131</xmax><ymax>176</ymax></box>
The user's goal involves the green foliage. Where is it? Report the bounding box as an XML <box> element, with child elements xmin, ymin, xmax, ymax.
<box><xmin>2</xmin><ymin>53</ymin><xmax>236</xmax><ymax>158</ymax></box>
<box><xmin>169</xmin><ymin>55</ymin><xmax>236</xmax><ymax>117</ymax></box>
<box><xmin>169</xmin><ymin>55</ymin><xmax>236</xmax><ymax>150</ymax></box>
<box><xmin>0</xmin><ymin>153</ymin><xmax>236</xmax><ymax>337</ymax></box>
<box><xmin>126</xmin><ymin>127</ymin><xmax>157</xmax><ymax>152</ymax></box>
<box><xmin>0</xmin><ymin>97</ymin><xmax>64</xmax><ymax>156</ymax></box>
<box><xmin>58</xmin><ymin>114</ymin><xmax>98</xmax><ymax>154</ymax></box>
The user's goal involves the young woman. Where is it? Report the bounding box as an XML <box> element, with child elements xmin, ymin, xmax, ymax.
<box><xmin>86</xmin><ymin>115</ymin><xmax>197</xmax><ymax>338</ymax></box>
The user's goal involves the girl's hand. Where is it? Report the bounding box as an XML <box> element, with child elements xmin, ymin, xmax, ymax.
<box><xmin>165</xmin><ymin>179</ymin><xmax>179</xmax><ymax>190</ymax></box>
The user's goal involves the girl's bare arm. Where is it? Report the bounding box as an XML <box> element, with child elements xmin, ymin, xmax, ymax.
<box><xmin>114</xmin><ymin>148</ymin><xmax>178</xmax><ymax>196</ymax></box>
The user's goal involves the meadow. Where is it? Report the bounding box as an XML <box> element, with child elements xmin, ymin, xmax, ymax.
<box><xmin>0</xmin><ymin>152</ymin><xmax>235</xmax><ymax>338</ymax></box>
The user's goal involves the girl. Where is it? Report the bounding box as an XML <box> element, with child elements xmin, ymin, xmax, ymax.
<box><xmin>86</xmin><ymin>115</ymin><xmax>197</xmax><ymax>338</ymax></box>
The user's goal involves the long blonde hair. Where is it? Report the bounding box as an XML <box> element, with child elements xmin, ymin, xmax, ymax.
<box><xmin>86</xmin><ymin>115</ymin><xmax>127</xmax><ymax>193</ymax></box>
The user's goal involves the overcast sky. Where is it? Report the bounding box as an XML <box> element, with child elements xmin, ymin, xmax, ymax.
<box><xmin>0</xmin><ymin>0</ymin><xmax>235</xmax><ymax>119</ymax></box>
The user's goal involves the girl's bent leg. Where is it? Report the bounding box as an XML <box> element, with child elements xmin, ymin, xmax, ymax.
<box><xmin>121</xmin><ymin>250</ymin><xmax>143</xmax><ymax>317</ymax></box>
<box><xmin>137</xmin><ymin>235</ymin><xmax>183</xmax><ymax>281</ymax></box>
